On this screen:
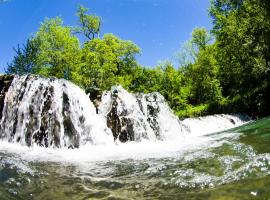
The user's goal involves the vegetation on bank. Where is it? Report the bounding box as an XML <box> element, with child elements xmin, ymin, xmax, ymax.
<box><xmin>5</xmin><ymin>0</ymin><xmax>270</xmax><ymax>118</ymax></box>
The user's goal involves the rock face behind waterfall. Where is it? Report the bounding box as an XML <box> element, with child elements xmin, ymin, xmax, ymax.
<box><xmin>99</xmin><ymin>86</ymin><xmax>186</xmax><ymax>142</ymax></box>
<box><xmin>0</xmin><ymin>75</ymin><xmax>113</xmax><ymax>148</ymax></box>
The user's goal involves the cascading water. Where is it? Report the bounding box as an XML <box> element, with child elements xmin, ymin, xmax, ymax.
<box><xmin>99</xmin><ymin>86</ymin><xmax>188</xmax><ymax>142</ymax></box>
<box><xmin>0</xmin><ymin>75</ymin><xmax>113</xmax><ymax>148</ymax></box>
<box><xmin>181</xmin><ymin>114</ymin><xmax>250</xmax><ymax>136</ymax></box>
<box><xmin>0</xmin><ymin>76</ymin><xmax>249</xmax><ymax>147</ymax></box>
<box><xmin>3</xmin><ymin>75</ymin><xmax>270</xmax><ymax>200</ymax></box>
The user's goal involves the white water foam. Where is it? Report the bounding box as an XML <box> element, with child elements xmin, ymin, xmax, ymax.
<box><xmin>181</xmin><ymin>114</ymin><xmax>249</xmax><ymax>136</ymax></box>
<box><xmin>0</xmin><ymin>127</ymin><xmax>244</xmax><ymax>164</ymax></box>
<box><xmin>0</xmin><ymin>75</ymin><xmax>113</xmax><ymax>147</ymax></box>
<box><xmin>0</xmin><ymin>76</ymin><xmax>250</xmax><ymax>163</ymax></box>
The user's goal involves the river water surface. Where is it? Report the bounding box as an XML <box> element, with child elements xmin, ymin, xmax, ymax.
<box><xmin>0</xmin><ymin>117</ymin><xmax>270</xmax><ymax>200</ymax></box>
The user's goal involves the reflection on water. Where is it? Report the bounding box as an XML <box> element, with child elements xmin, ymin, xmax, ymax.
<box><xmin>0</xmin><ymin>118</ymin><xmax>270</xmax><ymax>200</ymax></box>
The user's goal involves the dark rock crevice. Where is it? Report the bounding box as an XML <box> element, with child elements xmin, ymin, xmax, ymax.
<box><xmin>62</xmin><ymin>91</ymin><xmax>80</xmax><ymax>148</ymax></box>
<box><xmin>106</xmin><ymin>90</ymin><xmax>135</xmax><ymax>143</ymax></box>
<box><xmin>104</xmin><ymin>89</ymin><xmax>164</xmax><ymax>143</ymax></box>
<box><xmin>143</xmin><ymin>94</ymin><xmax>161</xmax><ymax>140</ymax></box>
<box><xmin>87</xmin><ymin>87</ymin><xmax>102</xmax><ymax>114</ymax></box>
<box><xmin>32</xmin><ymin>85</ymin><xmax>61</xmax><ymax>147</ymax></box>
<box><xmin>0</xmin><ymin>75</ymin><xmax>15</xmax><ymax>121</ymax></box>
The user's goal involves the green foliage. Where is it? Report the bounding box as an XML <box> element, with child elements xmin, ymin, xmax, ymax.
<box><xmin>187</xmin><ymin>44</ymin><xmax>222</xmax><ymax>104</ymax></box>
<box><xmin>76</xmin><ymin>5</ymin><xmax>102</xmax><ymax>40</ymax></box>
<box><xmin>6</xmin><ymin>2</ymin><xmax>270</xmax><ymax>118</ymax></box>
<box><xmin>210</xmin><ymin>0</ymin><xmax>270</xmax><ymax>116</ymax></box>
<box><xmin>191</xmin><ymin>27</ymin><xmax>212</xmax><ymax>50</ymax></box>
<box><xmin>175</xmin><ymin>27</ymin><xmax>211</xmax><ymax>67</ymax></box>
<box><xmin>210</xmin><ymin>0</ymin><xmax>244</xmax><ymax>34</ymax></box>
<box><xmin>6</xmin><ymin>39</ymin><xmax>39</xmax><ymax>75</ymax></box>
<box><xmin>130</xmin><ymin>66</ymin><xmax>163</xmax><ymax>93</ymax></box>
<box><xmin>175</xmin><ymin>40</ymin><xmax>197</xmax><ymax>67</ymax></box>
<box><xmin>33</xmin><ymin>17</ymin><xmax>81</xmax><ymax>80</ymax></box>
<box><xmin>78</xmin><ymin>33</ymin><xmax>140</xmax><ymax>90</ymax></box>
<box><xmin>176</xmin><ymin>104</ymin><xmax>210</xmax><ymax>119</ymax></box>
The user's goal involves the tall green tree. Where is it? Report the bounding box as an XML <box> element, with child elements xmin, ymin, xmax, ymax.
<box><xmin>187</xmin><ymin>44</ymin><xmax>222</xmax><ymax>104</ymax></box>
<box><xmin>160</xmin><ymin>62</ymin><xmax>188</xmax><ymax>111</ymax></box>
<box><xmin>191</xmin><ymin>27</ymin><xmax>211</xmax><ymax>50</ymax></box>
<box><xmin>130</xmin><ymin>66</ymin><xmax>163</xmax><ymax>93</ymax></box>
<box><xmin>76</xmin><ymin>5</ymin><xmax>102</xmax><ymax>40</ymax></box>
<box><xmin>176</xmin><ymin>27</ymin><xmax>211</xmax><ymax>68</ymax></box>
<box><xmin>33</xmin><ymin>17</ymin><xmax>81</xmax><ymax>80</ymax></box>
<box><xmin>210</xmin><ymin>0</ymin><xmax>270</xmax><ymax>115</ymax></box>
<box><xmin>78</xmin><ymin>33</ymin><xmax>140</xmax><ymax>90</ymax></box>
<box><xmin>6</xmin><ymin>39</ymin><xmax>39</xmax><ymax>75</ymax></box>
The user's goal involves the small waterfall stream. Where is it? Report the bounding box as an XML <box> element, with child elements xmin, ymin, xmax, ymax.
<box><xmin>0</xmin><ymin>75</ymin><xmax>113</xmax><ymax>148</ymax></box>
<box><xmin>0</xmin><ymin>75</ymin><xmax>249</xmax><ymax>148</ymax></box>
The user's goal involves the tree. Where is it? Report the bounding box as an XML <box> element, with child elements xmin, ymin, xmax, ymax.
<box><xmin>173</xmin><ymin>26</ymin><xmax>222</xmax><ymax>116</ymax></box>
<box><xmin>78</xmin><ymin>34</ymin><xmax>140</xmax><ymax>90</ymax></box>
<box><xmin>187</xmin><ymin>44</ymin><xmax>222</xmax><ymax>104</ymax></box>
<box><xmin>130</xmin><ymin>66</ymin><xmax>163</xmax><ymax>93</ymax></box>
<box><xmin>33</xmin><ymin>17</ymin><xmax>81</xmax><ymax>80</ymax></box>
<box><xmin>75</xmin><ymin>5</ymin><xmax>102</xmax><ymax>40</ymax></box>
<box><xmin>6</xmin><ymin>39</ymin><xmax>39</xmax><ymax>75</ymax></box>
<box><xmin>175</xmin><ymin>27</ymin><xmax>211</xmax><ymax>68</ymax></box>
<box><xmin>159</xmin><ymin>62</ymin><xmax>187</xmax><ymax>110</ymax></box>
<box><xmin>175</xmin><ymin>40</ymin><xmax>197</xmax><ymax>68</ymax></box>
<box><xmin>210</xmin><ymin>0</ymin><xmax>244</xmax><ymax>34</ymax></box>
<box><xmin>210</xmin><ymin>0</ymin><xmax>270</xmax><ymax>115</ymax></box>
<box><xmin>191</xmin><ymin>27</ymin><xmax>211</xmax><ymax>50</ymax></box>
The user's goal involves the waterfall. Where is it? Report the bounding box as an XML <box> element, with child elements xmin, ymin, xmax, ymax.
<box><xmin>180</xmin><ymin>114</ymin><xmax>250</xmax><ymax>136</ymax></box>
<box><xmin>0</xmin><ymin>75</ymin><xmax>113</xmax><ymax>148</ymax></box>
<box><xmin>0</xmin><ymin>75</ymin><xmax>250</xmax><ymax>148</ymax></box>
<box><xmin>99</xmin><ymin>86</ymin><xmax>187</xmax><ymax>142</ymax></box>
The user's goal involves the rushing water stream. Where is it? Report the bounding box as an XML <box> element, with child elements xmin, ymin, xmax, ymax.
<box><xmin>0</xmin><ymin>75</ymin><xmax>269</xmax><ymax>199</ymax></box>
<box><xmin>1</xmin><ymin>118</ymin><xmax>270</xmax><ymax>200</ymax></box>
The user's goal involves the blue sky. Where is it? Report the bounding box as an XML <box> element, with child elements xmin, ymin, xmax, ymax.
<box><xmin>0</xmin><ymin>0</ymin><xmax>211</xmax><ymax>73</ymax></box>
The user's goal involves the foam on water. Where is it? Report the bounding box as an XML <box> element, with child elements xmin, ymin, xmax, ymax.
<box><xmin>0</xmin><ymin>136</ymin><xmax>211</xmax><ymax>163</ymax></box>
<box><xmin>0</xmin><ymin>75</ymin><xmax>250</xmax><ymax>164</ymax></box>
<box><xmin>2</xmin><ymin>133</ymin><xmax>269</xmax><ymax>193</ymax></box>
<box><xmin>0</xmin><ymin>129</ymin><xmax>244</xmax><ymax>166</ymax></box>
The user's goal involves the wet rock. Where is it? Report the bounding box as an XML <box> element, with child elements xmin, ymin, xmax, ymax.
<box><xmin>0</xmin><ymin>75</ymin><xmax>249</xmax><ymax>147</ymax></box>
<box><xmin>137</xmin><ymin>93</ymin><xmax>162</xmax><ymax>139</ymax></box>
<box><xmin>105</xmin><ymin>88</ymin><xmax>135</xmax><ymax>142</ymax></box>
<box><xmin>0</xmin><ymin>74</ymin><xmax>14</xmax><ymax>120</ymax></box>
<box><xmin>32</xmin><ymin>85</ymin><xmax>61</xmax><ymax>147</ymax></box>
<box><xmin>107</xmin><ymin>96</ymin><xmax>122</xmax><ymax>141</ymax></box>
<box><xmin>119</xmin><ymin>117</ymin><xmax>135</xmax><ymax>142</ymax></box>
<box><xmin>62</xmin><ymin>91</ymin><xmax>79</xmax><ymax>148</ymax></box>
<box><xmin>99</xmin><ymin>86</ymin><xmax>183</xmax><ymax>142</ymax></box>
<box><xmin>86</xmin><ymin>87</ymin><xmax>102</xmax><ymax>114</ymax></box>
